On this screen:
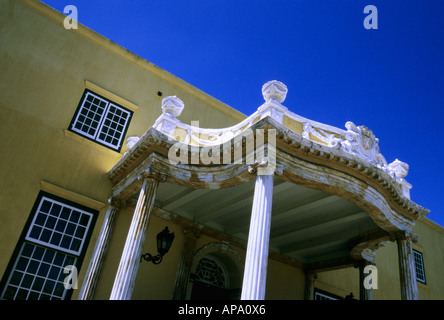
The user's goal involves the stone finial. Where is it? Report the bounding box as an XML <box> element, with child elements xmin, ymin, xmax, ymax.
<box><xmin>161</xmin><ymin>96</ymin><xmax>184</xmax><ymax>117</ymax></box>
<box><xmin>386</xmin><ymin>159</ymin><xmax>411</xmax><ymax>199</ymax></box>
<box><xmin>126</xmin><ymin>136</ymin><xmax>140</xmax><ymax>149</ymax></box>
<box><xmin>262</xmin><ymin>80</ymin><xmax>288</xmax><ymax>103</ymax></box>
<box><xmin>387</xmin><ymin>159</ymin><xmax>409</xmax><ymax>180</ymax></box>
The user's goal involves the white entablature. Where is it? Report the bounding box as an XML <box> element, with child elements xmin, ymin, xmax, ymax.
<box><xmin>103</xmin><ymin>81</ymin><xmax>429</xmax><ymax>301</ymax></box>
<box><xmin>130</xmin><ymin>80</ymin><xmax>412</xmax><ymax>199</ymax></box>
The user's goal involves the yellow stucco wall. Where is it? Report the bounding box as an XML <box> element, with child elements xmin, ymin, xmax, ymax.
<box><xmin>0</xmin><ymin>0</ymin><xmax>245</xmax><ymax>295</ymax></box>
<box><xmin>1</xmin><ymin>0</ymin><xmax>443</xmax><ymax>301</ymax></box>
<box><xmin>265</xmin><ymin>259</ymin><xmax>305</xmax><ymax>300</ymax></box>
<box><xmin>315</xmin><ymin>218</ymin><xmax>444</xmax><ymax>300</ymax></box>
<box><xmin>413</xmin><ymin>218</ymin><xmax>444</xmax><ymax>299</ymax></box>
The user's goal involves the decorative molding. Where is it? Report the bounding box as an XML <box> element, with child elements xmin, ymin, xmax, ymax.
<box><xmin>339</xmin><ymin>121</ymin><xmax>387</xmax><ymax>169</ymax></box>
<box><xmin>391</xmin><ymin>230</ymin><xmax>419</xmax><ymax>243</ymax></box>
<box><xmin>108</xmin><ymin>82</ymin><xmax>430</xmax><ymax>232</ymax></box>
<box><xmin>138</xmin><ymin>167</ymin><xmax>168</xmax><ymax>183</ymax></box>
<box><xmin>192</xmin><ymin>241</ymin><xmax>244</xmax><ymax>269</ymax></box>
<box><xmin>40</xmin><ymin>180</ymin><xmax>105</xmax><ymax>211</ymax></box>
<box><xmin>302</xmin><ymin>122</ymin><xmax>341</xmax><ymax>149</ymax></box>
<box><xmin>349</xmin><ymin>230</ymin><xmax>390</xmax><ymax>263</ymax></box>
<box><xmin>84</xmin><ymin>80</ymin><xmax>139</xmax><ymax>112</ymax></box>
<box><xmin>151</xmin><ymin>81</ymin><xmax>416</xmax><ymax>200</ymax></box>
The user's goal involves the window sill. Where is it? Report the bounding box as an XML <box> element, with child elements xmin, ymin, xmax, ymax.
<box><xmin>64</xmin><ymin>129</ymin><xmax>124</xmax><ymax>158</ymax></box>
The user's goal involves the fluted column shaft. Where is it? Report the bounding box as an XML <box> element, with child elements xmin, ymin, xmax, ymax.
<box><xmin>241</xmin><ymin>174</ymin><xmax>274</xmax><ymax>300</ymax></box>
<box><xmin>78</xmin><ymin>199</ymin><xmax>122</xmax><ymax>300</ymax></box>
<box><xmin>359</xmin><ymin>261</ymin><xmax>373</xmax><ymax>300</ymax></box>
<box><xmin>304</xmin><ymin>272</ymin><xmax>317</xmax><ymax>300</ymax></box>
<box><xmin>172</xmin><ymin>229</ymin><xmax>200</xmax><ymax>300</ymax></box>
<box><xmin>110</xmin><ymin>177</ymin><xmax>160</xmax><ymax>300</ymax></box>
<box><xmin>397</xmin><ymin>233</ymin><xmax>419</xmax><ymax>300</ymax></box>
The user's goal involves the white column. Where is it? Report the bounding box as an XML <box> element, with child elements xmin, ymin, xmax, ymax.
<box><xmin>359</xmin><ymin>261</ymin><xmax>373</xmax><ymax>300</ymax></box>
<box><xmin>241</xmin><ymin>173</ymin><xmax>274</xmax><ymax>300</ymax></box>
<box><xmin>110</xmin><ymin>170</ymin><xmax>165</xmax><ymax>300</ymax></box>
<box><xmin>304</xmin><ymin>272</ymin><xmax>317</xmax><ymax>300</ymax></box>
<box><xmin>172</xmin><ymin>229</ymin><xmax>200</xmax><ymax>300</ymax></box>
<box><xmin>397</xmin><ymin>232</ymin><xmax>419</xmax><ymax>300</ymax></box>
<box><xmin>78</xmin><ymin>198</ymin><xmax>123</xmax><ymax>300</ymax></box>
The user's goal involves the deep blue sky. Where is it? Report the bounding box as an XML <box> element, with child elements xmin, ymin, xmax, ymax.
<box><xmin>41</xmin><ymin>0</ymin><xmax>444</xmax><ymax>227</ymax></box>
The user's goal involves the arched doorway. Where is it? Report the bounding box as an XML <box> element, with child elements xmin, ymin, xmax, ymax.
<box><xmin>190</xmin><ymin>256</ymin><xmax>231</xmax><ymax>299</ymax></box>
<box><xmin>188</xmin><ymin>243</ymin><xmax>243</xmax><ymax>300</ymax></box>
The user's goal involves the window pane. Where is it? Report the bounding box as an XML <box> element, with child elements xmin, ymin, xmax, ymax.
<box><xmin>413</xmin><ymin>250</ymin><xmax>426</xmax><ymax>283</ymax></box>
<box><xmin>71</xmin><ymin>92</ymin><xmax>108</xmax><ymax>139</ymax></box>
<box><xmin>9</xmin><ymin>271</ymin><xmax>23</xmax><ymax>286</ymax></box>
<box><xmin>3</xmin><ymin>286</ymin><xmax>18</xmax><ymax>300</ymax></box>
<box><xmin>1</xmin><ymin>193</ymin><xmax>96</xmax><ymax>300</ymax></box>
<box><xmin>70</xmin><ymin>91</ymin><xmax>132</xmax><ymax>151</ymax></box>
<box><xmin>96</xmin><ymin>103</ymin><xmax>131</xmax><ymax>150</ymax></box>
<box><xmin>27</xmin><ymin>197</ymin><xmax>93</xmax><ymax>255</ymax></box>
<box><xmin>0</xmin><ymin>243</ymin><xmax>77</xmax><ymax>300</ymax></box>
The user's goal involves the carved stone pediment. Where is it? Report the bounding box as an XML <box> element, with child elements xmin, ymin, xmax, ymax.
<box><xmin>340</xmin><ymin>121</ymin><xmax>387</xmax><ymax>168</ymax></box>
<box><xmin>360</xmin><ymin>126</ymin><xmax>375</xmax><ymax>151</ymax></box>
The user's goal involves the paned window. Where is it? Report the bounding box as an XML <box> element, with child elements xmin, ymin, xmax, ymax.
<box><xmin>413</xmin><ymin>249</ymin><xmax>426</xmax><ymax>284</ymax></box>
<box><xmin>194</xmin><ymin>256</ymin><xmax>228</xmax><ymax>288</ymax></box>
<box><xmin>314</xmin><ymin>289</ymin><xmax>340</xmax><ymax>300</ymax></box>
<box><xmin>69</xmin><ymin>90</ymin><xmax>132</xmax><ymax>151</ymax></box>
<box><xmin>0</xmin><ymin>192</ymin><xmax>97</xmax><ymax>300</ymax></box>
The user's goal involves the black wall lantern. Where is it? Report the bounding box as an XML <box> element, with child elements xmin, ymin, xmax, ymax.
<box><xmin>141</xmin><ymin>227</ymin><xmax>175</xmax><ymax>265</ymax></box>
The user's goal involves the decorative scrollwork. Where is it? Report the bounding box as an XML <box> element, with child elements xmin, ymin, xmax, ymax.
<box><xmin>138</xmin><ymin>167</ymin><xmax>168</xmax><ymax>183</ymax></box>
<box><xmin>340</xmin><ymin>121</ymin><xmax>387</xmax><ymax>169</ymax></box>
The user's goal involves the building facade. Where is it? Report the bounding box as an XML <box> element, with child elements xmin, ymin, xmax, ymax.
<box><xmin>1</xmin><ymin>0</ymin><xmax>443</xmax><ymax>300</ymax></box>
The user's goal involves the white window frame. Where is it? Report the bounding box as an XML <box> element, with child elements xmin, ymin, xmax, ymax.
<box><xmin>413</xmin><ymin>249</ymin><xmax>426</xmax><ymax>284</ymax></box>
<box><xmin>314</xmin><ymin>289</ymin><xmax>340</xmax><ymax>300</ymax></box>
<box><xmin>25</xmin><ymin>196</ymin><xmax>94</xmax><ymax>256</ymax></box>
<box><xmin>0</xmin><ymin>193</ymin><xmax>96</xmax><ymax>300</ymax></box>
<box><xmin>1</xmin><ymin>243</ymin><xmax>77</xmax><ymax>300</ymax></box>
<box><xmin>70</xmin><ymin>90</ymin><xmax>132</xmax><ymax>151</ymax></box>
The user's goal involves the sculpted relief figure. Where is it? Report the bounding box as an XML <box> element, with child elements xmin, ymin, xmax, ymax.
<box><xmin>340</xmin><ymin>121</ymin><xmax>387</xmax><ymax>169</ymax></box>
<box><xmin>338</xmin><ymin>122</ymin><xmax>411</xmax><ymax>198</ymax></box>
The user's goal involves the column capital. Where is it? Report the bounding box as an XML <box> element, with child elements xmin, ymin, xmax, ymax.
<box><xmin>248</xmin><ymin>159</ymin><xmax>267</xmax><ymax>174</ymax></box>
<box><xmin>183</xmin><ymin>227</ymin><xmax>202</xmax><ymax>239</ymax></box>
<box><xmin>305</xmin><ymin>271</ymin><xmax>318</xmax><ymax>280</ymax></box>
<box><xmin>361</xmin><ymin>248</ymin><xmax>377</xmax><ymax>264</ymax></box>
<box><xmin>354</xmin><ymin>258</ymin><xmax>375</xmax><ymax>269</ymax></box>
<box><xmin>108</xmin><ymin>197</ymin><xmax>127</xmax><ymax>210</ymax></box>
<box><xmin>138</xmin><ymin>167</ymin><xmax>168</xmax><ymax>183</ymax></box>
<box><xmin>247</xmin><ymin>159</ymin><xmax>283</xmax><ymax>176</ymax></box>
<box><xmin>391</xmin><ymin>230</ymin><xmax>418</xmax><ymax>243</ymax></box>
